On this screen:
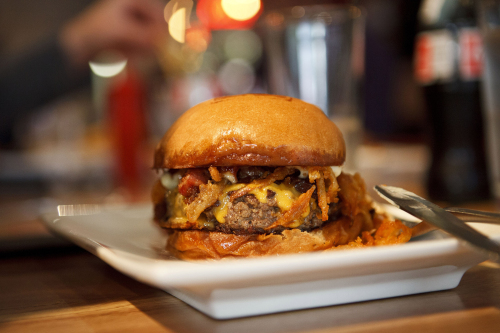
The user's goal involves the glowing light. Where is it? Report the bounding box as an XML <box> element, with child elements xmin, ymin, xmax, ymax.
<box><xmin>89</xmin><ymin>59</ymin><xmax>127</xmax><ymax>78</ymax></box>
<box><xmin>196</xmin><ymin>0</ymin><xmax>262</xmax><ymax>30</ymax></box>
<box><xmin>221</xmin><ymin>0</ymin><xmax>261</xmax><ymax>21</ymax></box>
<box><xmin>169</xmin><ymin>8</ymin><xmax>186</xmax><ymax>43</ymax></box>
<box><xmin>164</xmin><ymin>0</ymin><xmax>193</xmax><ymax>43</ymax></box>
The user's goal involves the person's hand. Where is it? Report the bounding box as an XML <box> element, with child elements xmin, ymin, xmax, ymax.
<box><xmin>60</xmin><ymin>0</ymin><xmax>166</xmax><ymax>68</ymax></box>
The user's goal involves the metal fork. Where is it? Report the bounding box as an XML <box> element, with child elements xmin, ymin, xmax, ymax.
<box><xmin>409</xmin><ymin>207</ymin><xmax>500</xmax><ymax>238</ymax></box>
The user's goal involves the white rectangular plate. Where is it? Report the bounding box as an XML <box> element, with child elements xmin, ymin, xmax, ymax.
<box><xmin>42</xmin><ymin>204</ymin><xmax>500</xmax><ymax>319</ymax></box>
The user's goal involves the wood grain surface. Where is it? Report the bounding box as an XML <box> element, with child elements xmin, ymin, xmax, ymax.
<box><xmin>1</xmin><ymin>247</ymin><xmax>500</xmax><ymax>333</ymax></box>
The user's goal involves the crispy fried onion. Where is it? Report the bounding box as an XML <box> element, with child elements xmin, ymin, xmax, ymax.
<box><xmin>308</xmin><ymin>167</ymin><xmax>340</xmax><ymax>221</ymax></box>
<box><xmin>360</xmin><ymin>218</ymin><xmax>412</xmax><ymax>246</ymax></box>
<box><xmin>229</xmin><ymin>167</ymin><xmax>296</xmax><ymax>202</ymax></box>
<box><xmin>208</xmin><ymin>166</ymin><xmax>221</xmax><ymax>182</ymax></box>
<box><xmin>337</xmin><ymin>172</ymin><xmax>367</xmax><ymax>219</ymax></box>
<box><xmin>185</xmin><ymin>181</ymin><xmax>224</xmax><ymax>222</ymax></box>
<box><xmin>323</xmin><ymin>167</ymin><xmax>340</xmax><ymax>203</ymax></box>
<box><xmin>265</xmin><ymin>185</ymin><xmax>316</xmax><ymax>230</ymax></box>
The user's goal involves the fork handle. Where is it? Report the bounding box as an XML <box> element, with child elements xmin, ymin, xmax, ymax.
<box><xmin>445</xmin><ymin>207</ymin><xmax>500</xmax><ymax>224</ymax></box>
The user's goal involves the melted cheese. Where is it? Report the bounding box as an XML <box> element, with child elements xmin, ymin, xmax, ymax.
<box><xmin>213</xmin><ymin>184</ymin><xmax>245</xmax><ymax>223</ymax></box>
<box><xmin>213</xmin><ymin>182</ymin><xmax>307</xmax><ymax>224</ymax></box>
<box><xmin>170</xmin><ymin>192</ymin><xmax>187</xmax><ymax>221</ymax></box>
<box><xmin>251</xmin><ymin>183</ymin><xmax>298</xmax><ymax>211</ymax></box>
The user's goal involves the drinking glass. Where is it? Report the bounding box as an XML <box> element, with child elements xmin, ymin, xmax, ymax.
<box><xmin>262</xmin><ymin>5</ymin><xmax>365</xmax><ymax>170</ymax></box>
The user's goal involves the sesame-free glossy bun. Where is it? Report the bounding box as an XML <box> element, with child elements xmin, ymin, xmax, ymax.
<box><xmin>154</xmin><ymin>94</ymin><xmax>345</xmax><ymax>169</ymax></box>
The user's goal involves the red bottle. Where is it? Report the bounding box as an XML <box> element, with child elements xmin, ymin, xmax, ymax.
<box><xmin>107</xmin><ymin>67</ymin><xmax>147</xmax><ymax>199</ymax></box>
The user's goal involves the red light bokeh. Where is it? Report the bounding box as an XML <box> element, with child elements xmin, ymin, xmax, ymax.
<box><xmin>196</xmin><ymin>0</ymin><xmax>263</xmax><ymax>30</ymax></box>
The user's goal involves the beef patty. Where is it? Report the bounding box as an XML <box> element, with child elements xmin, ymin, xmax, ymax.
<box><xmin>204</xmin><ymin>193</ymin><xmax>341</xmax><ymax>235</ymax></box>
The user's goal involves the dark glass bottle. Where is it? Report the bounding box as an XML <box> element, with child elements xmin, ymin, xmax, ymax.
<box><xmin>414</xmin><ymin>0</ymin><xmax>491</xmax><ymax>203</ymax></box>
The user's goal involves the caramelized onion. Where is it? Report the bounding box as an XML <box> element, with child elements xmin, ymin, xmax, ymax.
<box><xmin>337</xmin><ymin>172</ymin><xmax>366</xmax><ymax>218</ymax></box>
<box><xmin>307</xmin><ymin>167</ymin><xmax>329</xmax><ymax>221</ymax></box>
<box><xmin>323</xmin><ymin>167</ymin><xmax>340</xmax><ymax>203</ymax></box>
<box><xmin>229</xmin><ymin>167</ymin><xmax>296</xmax><ymax>202</ymax></box>
<box><xmin>185</xmin><ymin>182</ymin><xmax>224</xmax><ymax>222</ymax></box>
<box><xmin>316</xmin><ymin>174</ymin><xmax>329</xmax><ymax>221</ymax></box>
<box><xmin>209</xmin><ymin>166</ymin><xmax>221</xmax><ymax>182</ymax></box>
<box><xmin>265</xmin><ymin>185</ymin><xmax>316</xmax><ymax>230</ymax></box>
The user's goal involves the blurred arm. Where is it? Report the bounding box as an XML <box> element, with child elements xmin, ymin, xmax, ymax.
<box><xmin>0</xmin><ymin>0</ymin><xmax>165</xmax><ymax>146</ymax></box>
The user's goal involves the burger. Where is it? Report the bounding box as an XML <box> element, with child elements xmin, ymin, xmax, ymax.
<box><xmin>152</xmin><ymin>94</ymin><xmax>410</xmax><ymax>260</ymax></box>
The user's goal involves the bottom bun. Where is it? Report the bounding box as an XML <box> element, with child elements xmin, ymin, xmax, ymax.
<box><xmin>167</xmin><ymin>215</ymin><xmax>411</xmax><ymax>260</ymax></box>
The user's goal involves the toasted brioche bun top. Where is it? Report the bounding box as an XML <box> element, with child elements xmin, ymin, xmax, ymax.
<box><xmin>154</xmin><ymin>94</ymin><xmax>346</xmax><ymax>169</ymax></box>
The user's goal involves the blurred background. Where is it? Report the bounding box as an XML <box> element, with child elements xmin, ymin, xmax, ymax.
<box><xmin>0</xmin><ymin>0</ymin><xmax>496</xmax><ymax>250</ymax></box>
